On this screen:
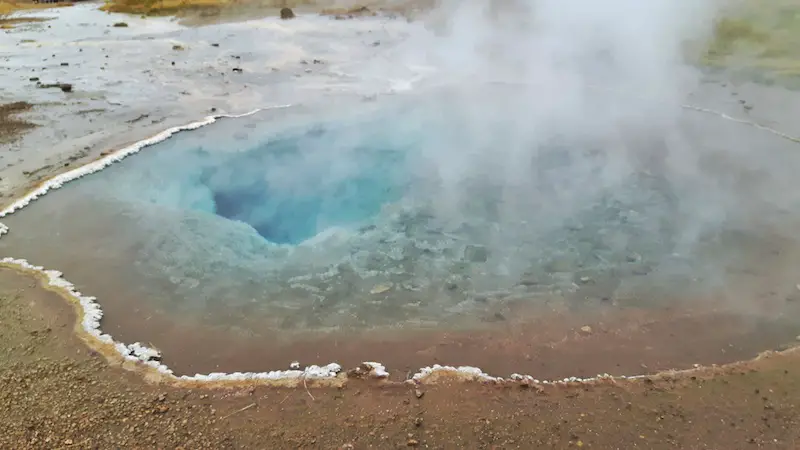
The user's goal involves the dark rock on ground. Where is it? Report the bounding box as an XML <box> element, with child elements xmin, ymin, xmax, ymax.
<box><xmin>280</xmin><ymin>7</ymin><xmax>295</xmax><ymax>20</ymax></box>
<box><xmin>36</xmin><ymin>82</ymin><xmax>73</xmax><ymax>93</ymax></box>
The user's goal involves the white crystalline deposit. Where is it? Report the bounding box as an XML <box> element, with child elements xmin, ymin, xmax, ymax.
<box><xmin>180</xmin><ymin>363</ymin><xmax>342</xmax><ymax>382</ymax></box>
<box><xmin>127</xmin><ymin>342</ymin><xmax>163</xmax><ymax>363</ymax></box>
<box><xmin>362</xmin><ymin>362</ymin><xmax>389</xmax><ymax>378</ymax></box>
<box><xmin>411</xmin><ymin>364</ymin><xmax>496</xmax><ymax>383</ymax></box>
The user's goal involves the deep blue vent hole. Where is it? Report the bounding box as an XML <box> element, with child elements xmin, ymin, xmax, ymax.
<box><xmin>198</xmin><ymin>126</ymin><xmax>408</xmax><ymax>245</ymax></box>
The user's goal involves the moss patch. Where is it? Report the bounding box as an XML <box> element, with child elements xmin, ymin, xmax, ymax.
<box><xmin>703</xmin><ymin>0</ymin><xmax>800</xmax><ymax>85</ymax></box>
<box><xmin>100</xmin><ymin>0</ymin><xmax>314</xmax><ymax>18</ymax></box>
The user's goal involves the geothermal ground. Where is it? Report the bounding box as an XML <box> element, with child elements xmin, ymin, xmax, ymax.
<box><xmin>1</xmin><ymin>267</ymin><xmax>800</xmax><ymax>448</ymax></box>
<box><xmin>3</xmin><ymin>1</ymin><xmax>800</xmax><ymax>448</ymax></box>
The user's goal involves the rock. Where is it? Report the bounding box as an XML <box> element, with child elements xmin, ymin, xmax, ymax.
<box><xmin>546</xmin><ymin>257</ymin><xmax>575</xmax><ymax>273</ymax></box>
<box><xmin>626</xmin><ymin>253</ymin><xmax>641</xmax><ymax>262</ymax></box>
<box><xmin>211</xmin><ymin>43</ymin><xmax>220</xmax><ymax>47</ymax></box>
<box><xmin>414</xmin><ymin>389</ymin><xmax>424</xmax><ymax>399</ymax></box>
<box><xmin>407</xmin><ymin>439</ymin><xmax>419</xmax><ymax>446</ymax></box>
<box><xmin>280</xmin><ymin>7</ymin><xmax>295</xmax><ymax>19</ymax></box>
<box><xmin>370</xmin><ymin>283</ymin><xmax>392</xmax><ymax>295</ymax></box>
<box><xmin>463</xmin><ymin>244</ymin><xmax>488</xmax><ymax>263</ymax></box>
<box><xmin>29</xmin><ymin>77</ymin><xmax>39</xmax><ymax>82</ymax></box>
<box><xmin>290</xmin><ymin>361</ymin><xmax>300</xmax><ymax>369</ymax></box>
<box><xmin>232</xmin><ymin>67</ymin><xmax>243</xmax><ymax>73</ymax></box>
<box><xmin>580</xmin><ymin>325</ymin><xmax>592</xmax><ymax>335</ymax></box>
<box><xmin>172</xmin><ymin>44</ymin><xmax>185</xmax><ymax>51</ymax></box>
<box><xmin>112</xmin><ymin>22</ymin><xmax>128</xmax><ymax>28</ymax></box>
<box><xmin>37</xmin><ymin>82</ymin><xmax>73</xmax><ymax>92</ymax></box>
<box><xmin>413</xmin><ymin>417</ymin><xmax>423</xmax><ymax>427</ymax></box>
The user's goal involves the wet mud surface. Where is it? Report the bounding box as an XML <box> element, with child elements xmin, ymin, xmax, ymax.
<box><xmin>0</xmin><ymin>101</ymin><xmax>36</xmax><ymax>144</ymax></box>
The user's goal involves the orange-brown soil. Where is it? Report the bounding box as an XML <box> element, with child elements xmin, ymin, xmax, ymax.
<box><xmin>2</xmin><ymin>266</ymin><xmax>800</xmax><ymax>449</ymax></box>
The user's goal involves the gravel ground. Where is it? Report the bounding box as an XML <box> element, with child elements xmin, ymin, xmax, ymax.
<box><xmin>1</xmin><ymin>267</ymin><xmax>800</xmax><ymax>449</ymax></box>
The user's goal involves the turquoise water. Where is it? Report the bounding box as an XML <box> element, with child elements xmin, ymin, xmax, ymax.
<box><xmin>3</xmin><ymin>90</ymin><xmax>800</xmax><ymax>339</ymax></box>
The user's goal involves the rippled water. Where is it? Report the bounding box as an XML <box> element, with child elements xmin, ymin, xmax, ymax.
<box><xmin>3</xmin><ymin>87</ymin><xmax>800</xmax><ymax>375</ymax></box>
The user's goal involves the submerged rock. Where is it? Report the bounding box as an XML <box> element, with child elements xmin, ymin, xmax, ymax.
<box><xmin>463</xmin><ymin>244</ymin><xmax>488</xmax><ymax>263</ymax></box>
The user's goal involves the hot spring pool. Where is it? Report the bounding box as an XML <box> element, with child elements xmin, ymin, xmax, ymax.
<box><xmin>3</xmin><ymin>89</ymin><xmax>800</xmax><ymax>379</ymax></box>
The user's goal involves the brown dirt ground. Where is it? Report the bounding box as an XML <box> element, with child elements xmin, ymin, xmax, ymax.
<box><xmin>2</xmin><ymin>264</ymin><xmax>800</xmax><ymax>449</ymax></box>
<box><xmin>0</xmin><ymin>102</ymin><xmax>37</xmax><ymax>145</ymax></box>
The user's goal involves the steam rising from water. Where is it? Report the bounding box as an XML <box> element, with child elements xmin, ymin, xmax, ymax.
<box><xmin>379</xmin><ymin>0</ymin><xmax>726</xmax><ymax>249</ymax></box>
<box><xmin>5</xmin><ymin>0</ymin><xmax>800</xmax><ymax>341</ymax></box>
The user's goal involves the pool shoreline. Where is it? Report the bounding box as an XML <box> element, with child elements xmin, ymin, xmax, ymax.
<box><xmin>2</xmin><ymin>106</ymin><xmax>800</xmax><ymax>389</ymax></box>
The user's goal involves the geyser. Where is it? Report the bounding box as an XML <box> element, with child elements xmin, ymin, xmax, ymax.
<box><xmin>0</xmin><ymin>89</ymin><xmax>777</xmax><ymax>318</ymax></box>
<box><xmin>2</xmin><ymin>87</ymin><xmax>800</xmax><ymax>378</ymax></box>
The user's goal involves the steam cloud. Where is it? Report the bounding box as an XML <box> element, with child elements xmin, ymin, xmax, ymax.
<box><xmin>6</xmin><ymin>0</ymin><xmax>800</xmax><ymax>329</ymax></box>
<box><xmin>377</xmin><ymin>0</ymin><xmax>730</xmax><ymax>261</ymax></box>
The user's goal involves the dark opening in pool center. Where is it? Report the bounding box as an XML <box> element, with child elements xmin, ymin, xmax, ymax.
<box><xmin>201</xmin><ymin>128</ymin><xmax>407</xmax><ymax>245</ymax></box>
<box><xmin>3</xmin><ymin>95</ymin><xmax>800</xmax><ymax>378</ymax></box>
